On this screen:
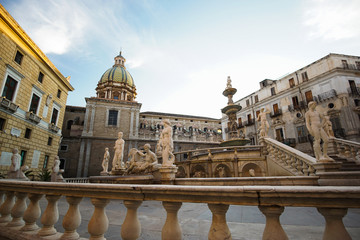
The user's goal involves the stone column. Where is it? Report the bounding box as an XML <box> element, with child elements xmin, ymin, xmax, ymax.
<box><xmin>121</xmin><ymin>200</ymin><xmax>142</xmax><ymax>240</ymax></box>
<box><xmin>208</xmin><ymin>203</ymin><xmax>231</xmax><ymax>240</ymax></box>
<box><xmin>21</xmin><ymin>193</ymin><xmax>43</xmax><ymax>231</ymax></box>
<box><xmin>88</xmin><ymin>198</ymin><xmax>110</xmax><ymax>240</ymax></box>
<box><xmin>0</xmin><ymin>191</ymin><xmax>15</xmax><ymax>223</ymax></box>
<box><xmin>317</xmin><ymin>208</ymin><xmax>351</xmax><ymax>240</ymax></box>
<box><xmin>88</xmin><ymin>105</ymin><xmax>96</xmax><ymax>136</ymax></box>
<box><xmin>77</xmin><ymin>139</ymin><xmax>86</xmax><ymax>177</ymax></box>
<box><xmin>130</xmin><ymin>109</ymin><xmax>135</xmax><ymax>137</ymax></box>
<box><xmin>7</xmin><ymin>192</ymin><xmax>27</xmax><ymax>227</ymax></box>
<box><xmin>38</xmin><ymin>195</ymin><xmax>61</xmax><ymax>237</ymax></box>
<box><xmin>162</xmin><ymin>201</ymin><xmax>182</xmax><ymax>240</ymax></box>
<box><xmin>259</xmin><ymin>205</ymin><xmax>288</xmax><ymax>240</ymax></box>
<box><xmin>61</xmin><ymin>196</ymin><xmax>83</xmax><ymax>240</ymax></box>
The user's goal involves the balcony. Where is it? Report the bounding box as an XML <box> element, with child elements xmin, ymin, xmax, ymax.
<box><xmin>48</xmin><ymin>123</ymin><xmax>60</xmax><ymax>133</ymax></box>
<box><xmin>237</xmin><ymin>123</ymin><xmax>244</xmax><ymax>129</ymax></box>
<box><xmin>244</xmin><ymin>118</ymin><xmax>255</xmax><ymax>126</ymax></box>
<box><xmin>25</xmin><ymin>111</ymin><xmax>41</xmax><ymax>124</ymax></box>
<box><xmin>342</xmin><ymin>63</ymin><xmax>360</xmax><ymax>71</ymax></box>
<box><xmin>270</xmin><ymin>109</ymin><xmax>282</xmax><ymax>118</ymax></box>
<box><xmin>317</xmin><ymin>89</ymin><xmax>337</xmax><ymax>102</ymax></box>
<box><xmin>0</xmin><ymin>97</ymin><xmax>18</xmax><ymax>113</ymax></box>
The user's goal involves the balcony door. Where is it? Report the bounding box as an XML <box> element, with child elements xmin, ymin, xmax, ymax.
<box><xmin>275</xmin><ymin>128</ymin><xmax>284</xmax><ymax>142</ymax></box>
<box><xmin>305</xmin><ymin>91</ymin><xmax>313</xmax><ymax>104</ymax></box>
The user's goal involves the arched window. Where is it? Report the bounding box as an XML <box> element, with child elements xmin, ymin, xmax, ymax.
<box><xmin>67</xmin><ymin>120</ymin><xmax>73</xmax><ymax>130</ymax></box>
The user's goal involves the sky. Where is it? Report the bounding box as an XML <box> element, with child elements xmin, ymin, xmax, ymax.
<box><xmin>1</xmin><ymin>0</ymin><xmax>360</xmax><ymax>119</ymax></box>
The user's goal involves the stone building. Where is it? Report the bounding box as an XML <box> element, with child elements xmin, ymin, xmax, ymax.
<box><xmin>0</xmin><ymin>5</ymin><xmax>74</xmax><ymax>176</ymax></box>
<box><xmin>60</xmin><ymin>53</ymin><xmax>221</xmax><ymax>178</ymax></box>
<box><xmin>222</xmin><ymin>53</ymin><xmax>360</xmax><ymax>154</ymax></box>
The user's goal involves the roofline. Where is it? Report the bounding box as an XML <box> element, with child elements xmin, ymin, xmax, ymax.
<box><xmin>140</xmin><ymin>111</ymin><xmax>220</xmax><ymax>121</ymax></box>
<box><xmin>0</xmin><ymin>4</ymin><xmax>74</xmax><ymax>91</ymax></box>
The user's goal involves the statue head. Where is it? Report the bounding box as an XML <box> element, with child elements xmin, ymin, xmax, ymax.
<box><xmin>308</xmin><ymin>101</ymin><xmax>316</xmax><ymax>110</ymax></box>
<box><xmin>12</xmin><ymin>148</ymin><xmax>19</xmax><ymax>154</ymax></box>
<box><xmin>118</xmin><ymin>132</ymin><xmax>123</xmax><ymax>138</ymax></box>
<box><xmin>105</xmin><ymin>147</ymin><xmax>109</xmax><ymax>151</ymax></box>
<box><xmin>162</xmin><ymin>119</ymin><xmax>171</xmax><ymax>126</ymax></box>
<box><xmin>144</xmin><ymin>143</ymin><xmax>151</xmax><ymax>151</ymax></box>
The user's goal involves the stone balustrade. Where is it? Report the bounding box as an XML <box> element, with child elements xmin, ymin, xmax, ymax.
<box><xmin>263</xmin><ymin>138</ymin><xmax>317</xmax><ymax>176</ymax></box>
<box><xmin>65</xmin><ymin>178</ymin><xmax>90</xmax><ymax>183</ymax></box>
<box><xmin>331</xmin><ymin>138</ymin><xmax>360</xmax><ymax>163</ymax></box>
<box><xmin>0</xmin><ymin>180</ymin><xmax>359</xmax><ymax>240</ymax></box>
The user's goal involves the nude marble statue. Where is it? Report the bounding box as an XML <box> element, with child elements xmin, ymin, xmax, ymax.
<box><xmin>101</xmin><ymin>147</ymin><xmax>110</xmax><ymax>174</ymax></box>
<box><xmin>112</xmin><ymin>132</ymin><xmax>125</xmax><ymax>170</ymax></box>
<box><xmin>160</xmin><ymin>119</ymin><xmax>175</xmax><ymax>167</ymax></box>
<box><xmin>127</xmin><ymin>144</ymin><xmax>160</xmax><ymax>174</ymax></box>
<box><xmin>323</xmin><ymin>115</ymin><xmax>335</xmax><ymax>138</ymax></box>
<box><xmin>257</xmin><ymin>108</ymin><xmax>270</xmax><ymax>137</ymax></box>
<box><xmin>305</xmin><ymin>101</ymin><xmax>333</xmax><ymax>162</ymax></box>
<box><xmin>7</xmin><ymin>148</ymin><xmax>28</xmax><ymax>180</ymax></box>
<box><xmin>51</xmin><ymin>156</ymin><xmax>64</xmax><ymax>182</ymax></box>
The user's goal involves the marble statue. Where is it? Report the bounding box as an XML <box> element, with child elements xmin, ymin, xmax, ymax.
<box><xmin>249</xmin><ymin>169</ymin><xmax>256</xmax><ymax>177</ymax></box>
<box><xmin>323</xmin><ymin>115</ymin><xmax>335</xmax><ymax>138</ymax></box>
<box><xmin>226</xmin><ymin>76</ymin><xmax>232</xmax><ymax>89</ymax></box>
<box><xmin>160</xmin><ymin>119</ymin><xmax>175</xmax><ymax>167</ymax></box>
<box><xmin>305</xmin><ymin>101</ymin><xmax>333</xmax><ymax>162</ymax></box>
<box><xmin>127</xmin><ymin>144</ymin><xmax>160</xmax><ymax>174</ymax></box>
<box><xmin>51</xmin><ymin>156</ymin><xmax>64</xmax><ymax>182</ymax></box>
<box><xmin>101</xmin><ymin>147</ymin><xmax>110</xmax><ymax>174</ymax></box>
<box><xmin>112</xmin><ymin>132</ymin><xmax>125</xmax><ymax>170</ymax></box>
<box><xmin>257</xmin><ymin>108</ymin><xmax>270</xmax><ymax>137</ymax></box>
<box><xmin>217</xmin><ymin>166</ymin><xmax>226</xmax><ymax>177</ymax></box>
<box><xmin>7</xmin><ymin>148</ymin><xmax>28</xmax><ymax>180</ymax></box>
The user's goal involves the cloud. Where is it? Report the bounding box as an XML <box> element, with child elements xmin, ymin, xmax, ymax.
<box><xmin>303</xmin><ymin>0</ymin><xmax>360</xmax><ymax>40</ymax></box>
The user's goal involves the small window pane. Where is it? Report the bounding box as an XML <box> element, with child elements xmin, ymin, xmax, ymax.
<box><xmin>51</xmin><ymin>108</ymin><xmax>59</xmax><ymax>124</ymax></box>
<box><xmin>20</xmin><ymin>150</ymin><xmax>27</xmax><ymax>166</ymax></box>
<box><xmin>38</xmin><ymin>72</ymin><xmax>44</xmax><ymax>83</ymax></box>
<box><xmin>57</xmin><ymin>89</ymin><xmax>61</xmax><ymax>98</ymax></box>
<box><xmin>108</xmin><ymin>110</ymin><xmax>118</xmax><ymax>126</ymax></box>
<box><xmin>29</xmin><ymin>94</ymin><xmax>40</xmax><ymax>114</ymax></box>
<box><xmin>25</xmin><ymin>128</ymin><xmax>32</xmax><ymax>139</ymax></box>
<box><xmin>2</xmin><ymin>76</ymin><xmax>18</xmax><ymax>101</ymax></box>
<box><xmin>0</xmin><ymin>118</ymin><xmax>5</xmax><ymax>131</ymax></box>
<box><xmin>14</xmin><ymin>51</ymin><xmax>23</xmax><ymax>65</ymax></box>
<box><xmin>43</xmin><ymin>155</ymin><xmax>49</xmax><ymax>169</ymax></box>
<box><xmin>48</xmin><ymin>137</ymin><xmax>53</xmax><ymax>146</ymax></box>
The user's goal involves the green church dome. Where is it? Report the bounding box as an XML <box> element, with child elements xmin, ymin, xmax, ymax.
<box><xmin>99</xmin><ymin>65</ymin><xmax>135</xmax><ymax>87</ymax></box>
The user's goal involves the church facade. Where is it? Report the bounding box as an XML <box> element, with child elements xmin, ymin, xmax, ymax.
<box><xmin>60</xmin><ymin>53</ymin><xmax>222</xmax><ymax>177</ymax></box>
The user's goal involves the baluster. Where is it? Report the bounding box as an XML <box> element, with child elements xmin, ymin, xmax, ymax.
<box><xmin>308</xmin><ymin>165</ymin><xmax>315</xmax><ymax>176</ymax></box>
<box><xmin>208</xmin><ymin>203</ymin><xmax>231</xmax><ymax>240</ymax></box>
<box><xmin>38</xmin><ymin>194</ymin><xmax>61</xmax><ymax>237</ymax></box>
<box><xmin>350</xmin><ymin>146</ymin><xmax>357</xmax><ymax>162</ymax></box>
<box><xmin>317</xmin><ymin>208</ymin><xmax>351</xmax><ymax>240</ymax></box>
<box><xmin>356</xmin><ymin>148</ymin><xmax>360</xmax><ymax>164</ymax></box>
<box><xmin>21</xmin><ymin>193</ymin><xmax>43</xmax><ymax>231</ymax></box>
<box><xmin>61</xmin><ymin>196</ymin><xmax>83</xmax><ymax>240</ymax></box>
<box><xmin>302</xmin><ymin>162</ymin><xmax>309</xmax><ymax>176</ymax></box>
<box><xmin>7</xmin><ymin>192</ymin><xmax>27</xmax><ymax>227</ymax></box>
<box><xmin>344</xmin><ymin>145</ymin><xmax>351</xmax><ymax>158</ymax></box>
<box><xmin>0</xmin><ymin>191</ymin><xmax>15</xmax><ymax>223</ymax></box>
<box><xmin>162</xmin><ymin>201</ymin><xmax>182</xmax><ymax>240</ymax></box>
<box><xmin>284</xmin><ymin>153</ymin><xmax>291</xmax><ymax>168</ymax></box>
<box><xmin>338</xmin><ymin>143</ymin><xmax>345</xmax><ymax>158</ymax></box>
<box><xmin>88</xmin><ymin>198</ymin><xmax>110</xmax><ymax>240</ymax></box>
<box><xmin>296</xmin><ymin>158</ymin><xmax>302</xmax><ymax>173</ymax></box>
<box><xmin>0</xmin><ymin>191</ymin><xmax>4</xmax><ymax>206</ymax></box>
<box><xmin>259</xmin><ymin>206</ymin><xmax>288</xmax><ymax>240</ymax></box>
<box><xmin>121</xmin><ymin>200</ymin><xmax>142</xmax><ymax>240</ymax></box>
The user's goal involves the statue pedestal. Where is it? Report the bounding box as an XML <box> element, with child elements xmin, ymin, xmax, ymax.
<box><xmin>100</xmin><ymin>171</ymin><xmax>109</xmax><ymax>176</ymax></box>
<box><xmin>159</xmin><ymin>166</ymin><xmax>178</xmax><ymax>184</ymax></box>
<box><xmin>313</xmin><ymin>162</ymin><xmax>342</xmax><ymax>173</ymax></box>
<box><xmin>110</xmin><ymin>168</ymin><xmax>126</xmax><ymax>176</ymax></box>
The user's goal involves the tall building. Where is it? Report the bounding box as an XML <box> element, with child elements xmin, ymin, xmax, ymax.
<box><xmin>0</xmin><ymin>5</ymin><xmax>74</xmax><ymax>176</ymax></box>
<box><xmin>222</xmin><ymin>53</ymin><xmax>360</xmax><ymax>154</ymax></box>
<box><xmin>60</xmin><ymin>53</ymin><xmax>221</xmax><ymax>177</ymax></box>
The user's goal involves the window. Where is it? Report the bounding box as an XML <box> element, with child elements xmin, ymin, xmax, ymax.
<box><xmin>48</xmin><ymin>137</ymin><xmax>53</xmax><ymax>146</ymax></box>
<box><xmin>254</xmin><ymin>95</ymin><xmax>259</xmax><ymax>103</ymax></box>
<box><xmin>297</xmin><ymin>125</ymin><xmax>308</xmax><ymax>143</ymax></box>
<box><xmin>273</xmin><ymin>103</ymin><xmax>279</xmax><ymax>114</ymax></box>
<box><xmin>342</xmin><ymin>60</ymin><xmax>348</xmax><ymax>69</ymax></box>
<box><xmin>38</xmin><ymin>72</ymin><xmax>44</xmax><ymax>83</ymax></box>
<box><xmin>60</xmin><ymin>145</ymin><xmax>68</xmax><ymax>151</ymax></box>
<box><xmin>289</xmin><ymin>78</ymin><xmax>295</xmax><ymax>88</ymax></box>
<box><xmin>305</xmin><ymin>90</ymin><xmax>313</xmax><ymax>104</ymax></box>
<box><xmin>43</xmin><ymin>155</ymin><xmax>49</xmax><ymax>169</ymax></box>
<box><xmin>301</xmin><ymin>72</ymin><xmax>308</xmax><ymax>82</ymax></box>
<box><xmin>1</xmin><ymin>75</ymin><xmax>18</xmax><ymax>101</ymax></box>
<box><xmin>14</xmin><ymin>51</ymin><xmax>23</xmax><ymax>65</ymax></box>
<box><xmin>247</xmin><ymin>114</ymin><xmax>252</xmax><ymax>122</ymax></box>
<box><xmin>108</xmin><ymin>110</ymin><xmax>118</xmax><ymax>126</ymax></box>
<box><xmin>20</xmin><ymin>150</ymin><xmax>27</xmax><ymax>166</ymax></box>
<box><xmin>24</xmin><ymin>128</ymin><xmax>32</xmax><ymax>139</ymax></box>
<box><xmin>0</xmin><ymin>118</ymin><xmax>5</xmax><ymax>131</ymax></box>
<box><xmin>29</xmin><ymin>93</ymin><xmax>40</xmax><ymax>114</ymax></box>
<box><xmin>292</xmin><ymin>96</ymin><xmax>299</xmax><ymax>108</ymax></box>
<box><xmin>59</xmin><ymin>159</ymin><xmax>65</xmax><ymax>170</ymax></box>
<box><xmin>57</xmin><ymin>89</ymin><xmax>61</xmax><ymax>98</ymax></box>
<box><xmin>271</xmin><ymin>87</ymin><xmax>276</xmax><ymax>96</ymax></box>
<box><xmin>51</xmin><ymin>108</ymin><xmax>59</xmax><ymax>124</ymax></box>
<box><xmin>246</xmin><ymin>99</ymin><xmax>250</xmax><ymax>107</ymax></box>
<box><xmin>67</xmin><ymin>120</ymin><xmax>73</xmax><ymax>130</ymax></box>
<box><xmin>356</xmin><ymin>61</ymin><xmax>360</xmax><ymax>70</ymax></box>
